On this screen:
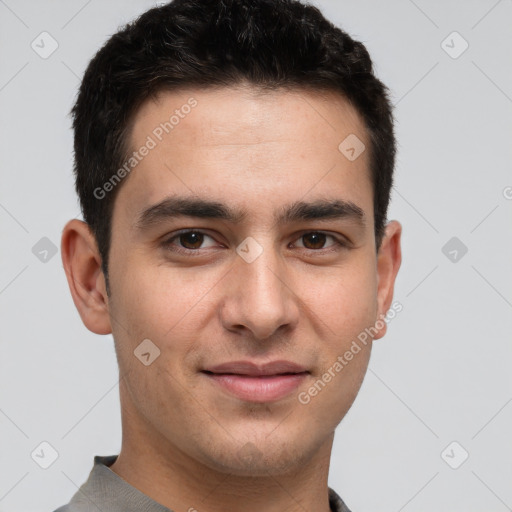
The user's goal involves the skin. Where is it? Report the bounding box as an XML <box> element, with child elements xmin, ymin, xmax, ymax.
<box><xmin>61</xmin><ymin>85</ymin><xmax>402</xmax><ymax>512</ymax></box>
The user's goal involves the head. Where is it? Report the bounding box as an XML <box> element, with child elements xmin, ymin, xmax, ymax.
<box><xmin>62</xmin><ymin>0</ymin><xmax>401</xmax><ymax>478</ymax></box>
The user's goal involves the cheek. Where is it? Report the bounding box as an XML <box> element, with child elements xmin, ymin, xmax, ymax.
<box><xmin>111</xmin><ymin>257</ymin><xmax>200</xmax><ymax>336</ymax></box>
<box><xmin>108</xmin><ymin>264</ymin><xmax>206</xmax><ymax>423</ymax></box>
<box><xmin>108</xmin><ymin>258</ymin><xmax>223</xmax><ymax>381</ymax></box>
<box><xmin>298</xmin><ymin>256</ymin><xmax>378</xmax><ymax>334</ymax></box>
<box><xmin>293</xmin><ymin>259</ymin><xmax>377</xmax><ymax>423</ymax></box>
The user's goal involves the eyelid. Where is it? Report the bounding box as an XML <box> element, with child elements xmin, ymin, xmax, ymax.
<box><xmin>289</xmin><ymin>232</ymin><xmax>342</xmax><ymax>250</ymax></box>
<box><xmin>162</xmin><ymin>229</ymin><xmax>349</xmax><ymax>254</ymax></box>
<box><xmin>162</xmin><ymin>229</ymin><xmax>220</xmax><ymax>253</ymax></box>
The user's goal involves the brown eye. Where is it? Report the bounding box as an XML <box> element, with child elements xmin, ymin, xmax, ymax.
<box><xmin>178</xmin><ymin>231</ymin><xmax>204</xmax><ymax>249</ymax></box>
<box><xmin>295</xmin><ymin>232</ymin><xmax>345</xmax><ymax>251</ymax></box>
<box><xmin>292</xmin><ymin>231</ymin><xmax>348</xmax><ymax>254</ymax></box>
<box><xmin>162</xmin><ymin>230</ymin><xmax>218</xmax><ymax>255</ymax></box>
<box><xmin>301</xmin><ymin>232</ymin><xmax>328</xmax><ymax>250</ymax></box>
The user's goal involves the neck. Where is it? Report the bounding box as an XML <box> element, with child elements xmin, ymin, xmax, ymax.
<box><xmin>110</xmin><ymin>387</ymin><xmax>335</xmax><ymax>512</ymax></box>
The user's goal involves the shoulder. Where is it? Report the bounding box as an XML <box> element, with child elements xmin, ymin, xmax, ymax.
<box><xmin>52</xmin><ymin>501</ymin><xmax>101</xmax><ymax>512</ymax></box>
<box><xmin>328</xmin><ymin>486</ymin><xmax>353</xmax><ymax>512</ymax></box>
<box><xmin>52</xmin><ymin>505</ymin><xmax>89</xmax><ymax>512</ymax></box>
<box><xmin>51</xmin><ymin>454</ymin><xmax>121</xmax><ymax>512</ymax></box>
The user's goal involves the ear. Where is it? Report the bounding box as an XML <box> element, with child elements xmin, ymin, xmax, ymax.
<box><xmin>373</xmin><ymin>220</ymin><xmax>402</xmax><ymax>341</ymax></box>
<box><xmin>61</xmin><ymin>219</ymin><xmax>112</xmax><ymax>335</ymax></box>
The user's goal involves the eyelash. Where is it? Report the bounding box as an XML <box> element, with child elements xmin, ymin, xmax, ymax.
<box><xmin>161</xmin><ymin>229</ymin><xmax>348</xmax><ymax>256</ymax></box>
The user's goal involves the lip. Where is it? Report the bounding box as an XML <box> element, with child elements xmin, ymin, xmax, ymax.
<box><xmin>202</xmin><ymin>360</ymin><xmax>310</xmax><ymax>403</ymax></box>
<box><xmin>205</xmin><ymin>360</ymin><xmax>308</xmax><ymax>376</ymax></box>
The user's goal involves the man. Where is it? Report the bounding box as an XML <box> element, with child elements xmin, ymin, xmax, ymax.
<box><xmin>57</xmin><ymin>0</ymin><xmax>402</xmax><ymax>510</ymax></box>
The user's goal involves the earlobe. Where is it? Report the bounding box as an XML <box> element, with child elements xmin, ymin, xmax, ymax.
<box><xmin>373</xmin><ymin>220</ymin><xmax>402</xmax><ymax>341</ymax></box>
<box><xmin>61</xmin><ymin>219</ymin><xmax>112</xmax><ymax>335</ymax></box>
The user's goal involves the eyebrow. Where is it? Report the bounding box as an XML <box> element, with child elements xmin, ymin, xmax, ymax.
<box><xmin>134</xmin><ymin>195</ymin><xmax>366</xmax><ymax>230</ymax></box>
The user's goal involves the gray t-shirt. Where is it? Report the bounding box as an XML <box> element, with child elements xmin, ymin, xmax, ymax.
<box><xmin>53</xmin><ymin>455</ymin><xmax>352</xmax><ymax>512</ymax></box>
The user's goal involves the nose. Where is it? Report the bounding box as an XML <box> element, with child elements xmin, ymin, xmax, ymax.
<box><xmin>219</xmin><ymin>240</ymin><xmax>300</xmax><ymax>341</ymax></box>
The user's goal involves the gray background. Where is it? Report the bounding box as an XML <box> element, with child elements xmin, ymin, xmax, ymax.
<box><xmin>1</xmin><ymin>0</ymin><xmax>511</xmax><ymax>511</ymax></box>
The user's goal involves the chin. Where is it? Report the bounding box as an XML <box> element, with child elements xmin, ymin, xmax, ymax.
<box><xmin>196</xmin><ymin>434</ymin><xmax>317</xmax><ymax>477</ymax></box>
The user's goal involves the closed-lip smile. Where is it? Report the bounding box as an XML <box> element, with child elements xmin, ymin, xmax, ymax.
<box><xmin>202</xmin><ymin>360</ymin><xmax>310</xmax><ymax>402</ymax></box>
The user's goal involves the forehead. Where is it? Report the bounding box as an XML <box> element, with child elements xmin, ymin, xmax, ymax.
<box><xmin>114</xmin><ymin>85</ymin><xmax>373</xmax><ymax>230</ymax></box>
<box><xmin>129</xmin><ymin>85</ymin><xmax>367</xmax><ymax>151</ymax></box>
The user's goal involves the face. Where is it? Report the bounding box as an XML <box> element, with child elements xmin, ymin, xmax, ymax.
<box><xmin>63</xmin><ymin>85</ymin><xmax>401</xmax><ymax>477</ymax></box>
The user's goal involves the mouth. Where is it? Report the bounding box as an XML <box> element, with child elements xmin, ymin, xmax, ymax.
<box><xmin>201</xmin><ymin>360</ymin><xmax>310</xmax><ymax>403</ymax></box>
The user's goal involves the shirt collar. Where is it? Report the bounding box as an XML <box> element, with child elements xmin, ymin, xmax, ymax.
<box><xmin>68</xmin><ymin>455</ymin><xmax>170</xmax><ymax>512</ymax></box>
<box><xmin>70</xmin><ymin>455</ymin><xmax>350</xmax><ymax>512</ymax></box>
